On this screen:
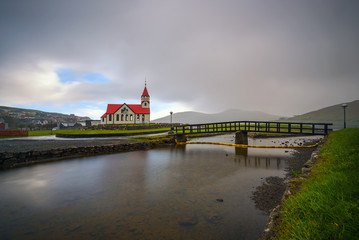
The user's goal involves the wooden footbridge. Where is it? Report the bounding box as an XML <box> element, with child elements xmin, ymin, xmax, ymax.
<box><xmin>173</xmin><ymin>121</ymin><xmax>333</xmax><ymax>144</ymax></box>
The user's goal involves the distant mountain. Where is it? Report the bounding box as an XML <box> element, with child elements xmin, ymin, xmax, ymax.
<box><xmin>287</xmin><ymin>100</ymin><xmax>359</xmax><ymax>129</ymax></box>
<box><xmin>152</xmin><ymin>109</ymin><xmax>280</xmax><ymax>124</ymax></box>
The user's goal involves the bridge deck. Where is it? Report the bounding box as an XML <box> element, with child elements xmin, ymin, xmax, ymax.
<box><xmin>173</xmin><ymin>121</ymin><xmax>332</xmax><ymax>135</ymax></box>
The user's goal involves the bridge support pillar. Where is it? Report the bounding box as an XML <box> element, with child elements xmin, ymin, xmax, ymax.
<box><xmin>235</xmin><ymin>131</ymin><xmax>248</xmax><ymax>145</ymax></box>
<box><xmin>175</xmin><ymin>134</ymin><xmax>187</xmax><ymax>143</ymax></box>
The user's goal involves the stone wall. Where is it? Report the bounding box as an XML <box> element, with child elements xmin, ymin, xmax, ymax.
<box><xmin>0</xmin><ymin>138</ymin><xmax>174</xmax><ymax>170</ymax></box>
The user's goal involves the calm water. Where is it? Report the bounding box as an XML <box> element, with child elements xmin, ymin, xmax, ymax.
<box><xmin>0</xmin><ymin>135</ymin><xmax>319</xmax><ymax>240</ymax></box>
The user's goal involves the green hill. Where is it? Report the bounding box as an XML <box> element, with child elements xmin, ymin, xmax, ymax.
<box><xmin>288</xmin><ymin>100</ymin><xmax>359</xmax><ymax>129</ymax></box>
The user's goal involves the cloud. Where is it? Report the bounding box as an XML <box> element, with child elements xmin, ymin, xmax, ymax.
<box><xmin>0</xmin><ymin>0</ymin><xmax>359</xmax><ymax>119</ymax></box>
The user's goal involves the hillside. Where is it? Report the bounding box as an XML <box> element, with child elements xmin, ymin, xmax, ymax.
<box><xmin>152</xmin><ymin>109</ymin><xmax>279</xmax><ymax>124</ymax></box>
<box><xmin>288</xmin><ymin>100</ymin><xmax>359</xmax><ymax>128</ymax></box>
<box><xmin>0</xmin><ymin>106</ymin><xmax>90</xmax><ymax>129</ymax></box>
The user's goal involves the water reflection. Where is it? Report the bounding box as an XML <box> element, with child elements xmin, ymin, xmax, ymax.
<box><xmin>0</xmin><ymin>135</ymin><xmax>315</xmax><ymax>240</ymax></box>
<box><xmin>235</xmin><ymin>147</ymin><xmax>248</xmax><ymax>156</ymax></box>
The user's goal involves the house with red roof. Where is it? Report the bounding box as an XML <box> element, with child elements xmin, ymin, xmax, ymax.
<box><xmin>101</xmin><ymin>83</ymin><xmax>150</xmax><ymax>124</ymax></box>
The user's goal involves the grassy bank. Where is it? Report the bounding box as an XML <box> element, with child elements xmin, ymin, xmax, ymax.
<box><xmin>274</xmin><ymin>129</ymin><xmax>359</xmax><ymax>239</ymax></box>
<box><xmin>27</xmin><ymin>128</ymin><xmax>171</xmax><ymax>137</ymax></box>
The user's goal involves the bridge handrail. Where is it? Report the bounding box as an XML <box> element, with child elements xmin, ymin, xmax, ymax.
<box><xmin>173</xmin><ymin>121</ymin><xmax>333</xmax><ymax>135</ymax></box>
<box><xmin>178</xmin><ymin>120</ymin><xmax>333</xmax><ymax>127</ymax></box>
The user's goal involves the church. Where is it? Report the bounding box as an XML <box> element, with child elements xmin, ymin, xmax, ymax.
<box><xmin>101</xmin><ymin>83</ymin><xmax>150</xmax><ymax>124</ymax></box>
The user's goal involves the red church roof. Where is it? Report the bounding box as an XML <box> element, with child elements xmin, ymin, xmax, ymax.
<box><xmin>101</xmin><ymin>104</ymin><xmax>150</xmax><ymax>118</ymax></box>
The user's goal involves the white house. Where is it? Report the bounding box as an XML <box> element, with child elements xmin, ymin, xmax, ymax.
<box><xmin>101</xmin><ymin>84</ymin><xmax>150</xmax><ymax>124</ymax></box>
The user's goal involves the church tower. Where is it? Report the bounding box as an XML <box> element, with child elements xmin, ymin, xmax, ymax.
<box><xmin>141</xmin><ymin>82</ymin><xmax>150</xmax><ymax>109</ymax></box>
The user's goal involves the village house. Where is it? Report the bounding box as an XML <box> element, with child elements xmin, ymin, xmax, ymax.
<box><xmin>101</xmin><ymin>84</ymin><xmax>150</xmax><ymax>124</ymax></box>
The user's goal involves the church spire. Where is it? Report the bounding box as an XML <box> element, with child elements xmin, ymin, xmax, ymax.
<box><xmin>141</xmin><ymin>80</ymin><xmax>150</xmax><ymax>109</ymax></box>
<box><xmin>141</xmin><ymin>80</ymin><xmax>149</xmax><ymax>97</ymax></box>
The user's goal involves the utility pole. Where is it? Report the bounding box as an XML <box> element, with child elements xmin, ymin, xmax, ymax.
<box><xmin>342</xmin><ymin>103</ymin><xmax>348</xmax><ymax>129</ymax></box>
<box><xmin>170</xmin><ymin>111</ymin><xmax>173</xmax><ymax>130</ymax></box>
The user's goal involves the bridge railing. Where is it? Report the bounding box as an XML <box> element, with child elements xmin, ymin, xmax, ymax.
<box><xmin>173</xmin><ymin>121</ymin><xmax>332</xmax><ymax>135</ymax></box>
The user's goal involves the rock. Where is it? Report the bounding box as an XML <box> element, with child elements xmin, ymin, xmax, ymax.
<box><xmin>303</xmin><ymin>160</ymin><xmax>314</xmax><ymax>168</ymax></box>
<box><xmin>205</xmin><ymin>213</ymin><xmax>223</xmax><ymax>224</ymax></box>
<box><xmin>67</xmin><ymin>224</ymin><xmax>81</xmax><ymax>232</ymax></box>
<box><xmin>179</xmin><ymin>216</ymin><xmax>198</xmax><ymax>227</ymax></box>
<box><xmin>302</xmin><ymin>167</ymin><xmax>312</xmax><ymax>174</ymax></box>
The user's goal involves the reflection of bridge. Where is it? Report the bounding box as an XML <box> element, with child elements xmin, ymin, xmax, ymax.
<box><xmin>173</xmin><ymin>121</ymin><xmax>332</xmax><ymax>144</ymax></box>
<box><xmin>174</xmin><ymin>121</ymin><xmax>332</xmax><ymax>135</ymax></box>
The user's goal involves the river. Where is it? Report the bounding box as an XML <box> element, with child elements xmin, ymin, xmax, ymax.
<box><xmin>0</xmin><ymin>134</ymin><xmax>320</xmax><ymax>240</ymax></box>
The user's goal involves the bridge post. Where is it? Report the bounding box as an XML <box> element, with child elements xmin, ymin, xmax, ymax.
<box><xmin>235</xmin><ymin>131</ymin><xmax>248</xmax><ymax>145</ymax></box>
<box><xmin>175</xmin><ymin>133</ymin><xmax>187</xmax><ymax>143</ymax></box>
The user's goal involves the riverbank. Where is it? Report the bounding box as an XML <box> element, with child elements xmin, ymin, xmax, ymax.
<box><xmin>251</xmin><ymin>139</ymin><xmax>320</xmax><ymax>214</ymax></box>
<box><xmin>0</xmin><ymin>135</ymin><xmax>174</xmax><ymax>170</ymax></box>
<box><xmin>261</xmin><ymin>129</ymin><xmax>359</xmax><ymax>239</ymax></box>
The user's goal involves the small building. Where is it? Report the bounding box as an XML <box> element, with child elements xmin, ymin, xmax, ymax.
<box><xmin>86</xmin><ymin>120</ymin><xmax>101</xmax><ymax>127</ymax></box>
<box><xmin>101</xmin><ymin>84</ymin><xmax>150</xmax><ymax>124</ymax></box>
<box><xmin>0</xmin><ymin>122</ymin><xmax>8</xmax><ymax>130</ymax></box>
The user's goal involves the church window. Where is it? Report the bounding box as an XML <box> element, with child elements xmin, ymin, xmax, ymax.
<box><xmin>130</xmin><ymin>115</ymin><xmax>133</xmax><ymax>121</ymax></box>
<box><xmin>116</xmin><ymin>114</ymin><xmax>119</xmax><ymax>121</ymax></box>
<box><xmin>144</xmin><ymin>102</ymin><xmax>147</xmax><ymax>107</ymax></box>
<box><xmin>109</xmin><ymin>114</ymin><xmax>112</xmax><ymax>121</ymax></box>
<box><xmin>121</xmin><ymin>115</ymin><xmax>124</xmax><ymax>121</ymax></box>
<box><xmin>137</xmin><ymin>114</ymin><xmax>140</xmax><ymax>120</ymax></box>
<box><xmin>126</xmin><ymin>115</ymin><xmax>128</xmax><ymax>121</ymax></box>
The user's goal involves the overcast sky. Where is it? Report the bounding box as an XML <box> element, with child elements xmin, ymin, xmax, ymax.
<box><xmin>1</xmin><ymin>0</ymin><xmax>358</xmax><ymax>120</ymax></box>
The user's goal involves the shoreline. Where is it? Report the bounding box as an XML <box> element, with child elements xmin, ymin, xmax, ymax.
<box><xmin>252</xmin><ymin>138</ymin><xmax>326</xmax><ymax>239</ymax></box>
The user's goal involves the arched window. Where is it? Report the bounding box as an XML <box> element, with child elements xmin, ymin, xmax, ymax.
<box><xmin>126</xmin><ymin>115</ymin><xmax>128</xmax><ymax>121</ymax></box>
<box><xmin>130</xmin><ymin>115</ymin><xmax>133</xmax><ymax>121</ymax></box>
<box><xmin>121</xmin><ymin>115</ymin><xmax>124</xmax><ymax>121</ymax></box>
<box><xmin>116</xmin><ymin>114</ymin><xmax>119</xmax><ymax>121</ymax></box>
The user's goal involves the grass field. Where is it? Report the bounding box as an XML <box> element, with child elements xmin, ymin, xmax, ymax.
<box><xmin>26</xmin><ymin>128</ymin><xmax>171</xmax><ymax>137</ymax></box>
<box><xmin>274</xmin><ymin>129</ymin><xmax>359</xmax><ymax>239</ymax></box>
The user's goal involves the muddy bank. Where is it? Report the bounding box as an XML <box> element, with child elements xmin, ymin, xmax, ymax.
<box><xmin>251</xmin><ymin>144</ymin><xmax>316</xmax><ymax>214</ymax></box>
<box><xmin>250</xmin><ymin>138</ymin><xmax>325</xmax><ymax>239</ymax></box>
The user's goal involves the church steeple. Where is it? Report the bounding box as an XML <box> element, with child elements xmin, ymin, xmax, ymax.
<box><xmin>141</xmin><ymin>81</ymin><xmax>150</xmax><ymax>108</ymax></box>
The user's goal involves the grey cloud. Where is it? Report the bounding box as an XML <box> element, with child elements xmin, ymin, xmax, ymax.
<box><xmin>0</xmin><ymin>0</ymin><xmax>358</xmax><ymax>116</ymax></box>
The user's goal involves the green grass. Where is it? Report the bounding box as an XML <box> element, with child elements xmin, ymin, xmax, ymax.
<box><xmin>55</xmin><ymin>128</ymin><xmax>170</xmax><ymax>135</ymax></box>
<box><xmin>28</xmin><ymin>130</ymin><xmax>54</xmax><ymax>136</ymax></box>
<box><xmin>26</xmin><ymin>128</ymin><xmax>171</xmax><ymax>137</ymax></box>
<box><xmin>275</xmin><ymin>129</ymin><xmax>359</xmax><ymax>239</ymax></box>
<box><xmin>290</xmin><ymin>170</ymin><xmax>302</xmax><ymax>178</ymax></box>
<box><xmin>129</xmin><ymin>134</ymin><xmax>172</xmax><ymax>141</ymax></box>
